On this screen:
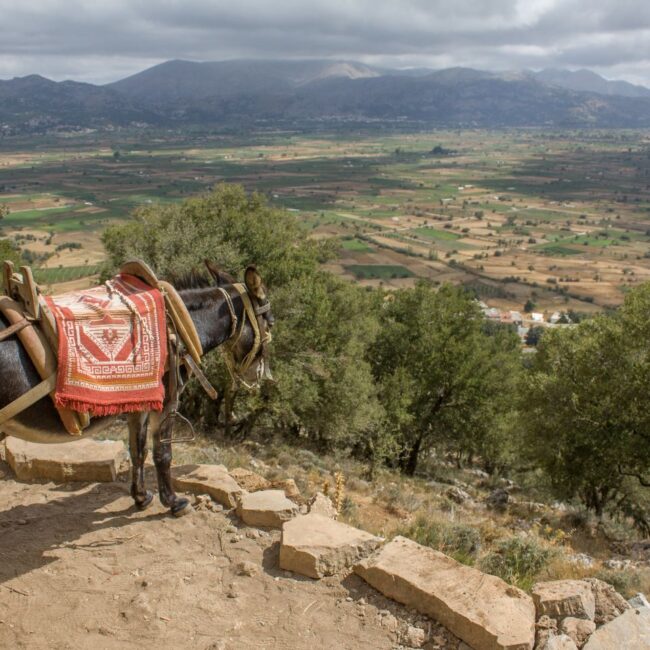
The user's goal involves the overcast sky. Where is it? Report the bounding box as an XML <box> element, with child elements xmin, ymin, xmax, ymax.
<box><xmin>0</xmin><ymin>0</ymin><xmax>649</xmax><ymax>86</ymax></box>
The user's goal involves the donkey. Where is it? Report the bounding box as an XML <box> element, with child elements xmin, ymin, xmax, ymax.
<box><xmin>0</xmin><ymin>263</ymin><xmax>274</xmax><ymax>517</ymax></box>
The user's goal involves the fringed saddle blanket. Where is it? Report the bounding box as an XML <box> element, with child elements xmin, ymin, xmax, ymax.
<box><xmin>45</xmin><ymin>273</ymin><xmax>167</xmax><ymax>416</ymax></box>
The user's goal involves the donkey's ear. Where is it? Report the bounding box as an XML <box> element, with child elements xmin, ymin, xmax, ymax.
<box><xmin>204</xmin><ymin>260</ymin><xmax>236</xmax><ymax>286</ymax></box>
<box><xmin>244</xmin><ymin>265</ymin><xmax>266</xmax><ymax>300</ymax></box>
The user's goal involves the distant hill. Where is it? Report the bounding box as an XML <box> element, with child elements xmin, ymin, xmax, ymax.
<box><xmin>0</xmin><ymin>74</ymin><xmax>161</xmax><ymax>133</ymax></box>
<box><xmin>107</xmin><ymin>59</ymin><xmax>380</xmax><ymax>106</ymax></box>
<box><xmin>534</xmin><ymin>68</ymin><xmax>650</xmax><ymax>98</ymax></box>
<box><xmin>2</xmin><ymin>60</ymin><xmax>650</xmax><ymax>134</ymax></box>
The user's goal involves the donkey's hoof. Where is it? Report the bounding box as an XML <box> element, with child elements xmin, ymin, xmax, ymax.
<box><xmin>171</xmin><ymin>498</ymin><xmax>193</xmax><ymax>518</ymax></box>
<box><xmin>135</xmin><ymin>491</ymin><xmax>154</xmax><ymax>511</ymax></box>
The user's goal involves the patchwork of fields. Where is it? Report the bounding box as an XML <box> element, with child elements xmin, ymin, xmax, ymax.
<box><xmin>1</xmin><ymin>129</ymin><xmax>649</xmax><ymax>312</ymax></box>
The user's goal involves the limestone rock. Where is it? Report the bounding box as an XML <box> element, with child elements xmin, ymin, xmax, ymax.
<box><xmin>583</xmin><ymin>578</ymin><xmax>630</xmax><ymax>625</ymax></box>
<box><xmin>229</xmin><ymin>467</ymin><xmax>270</xmax><ymax>492</ymax></box>
<box><xmin>172</xmin><ymin>464</ymin><xmax>244</xmax><ymax>508</ymax></box>
<box><xmin>279</xmin><ymin>513</ymin><xmax>383</xmax><ymax>579</ymax></box>
<box><xmin>532</xmin><ymin>581</ymin><xmax>596</xmax><ymax>621</ymax></box>
<box><xmin>402</xmin><ymin>624</ymin><xmax>426</xmax><ymax>648</ymax></box>
<box><xmin>559</xmin><ymin>617</ymin><xmax>595</xmax><ymax>648</ymax></box>
<box><xmin>538</xmin><ymin>635</ymin><xmax>578</xmax><ymax>650</ymax></box>
<box><xmin>308</xmin><ymin>491</ymin><xmax>337</xmax><ymax>518</ymax></box>
<box><xmin>355</xmin><ymin>536</ymin><xmax>535</xmax><ymax>650</ymax></box>
<box><xmin>270</xmin><ymin>478</ymin><xmax>301</xmax><ymax>500</ymax></box>
<box><xmin>535</xmin><ymin>615</ymin><xmax>558</xmax><ymax>648</ymax></box>
<box><xmin>583</xmin><ymin>607</ymin><xmax>650</xmax><ymax>649</ymax></box>
<box><xmin>4</xmin><ymin>436</ymin><xmax>127</xmax><ymax>482</ymax></box>
<box><xmin>629</xmin><ymin>593</ymin><xmax>650</xmax><ymax>609</ymax></box>
<box><xmin>236</xmin><ymin>489</ymin><xmax>299</xmax><ymax>528</ymax></box>
<box><xmin>486</xmin><ymin>488</ymin><xmax>510</xmax><ymax>511</ymax></box>
<box><xmin>446</xmin><ymin>486</ymin><xmax>472</xmax><ymax>504</ymax></box>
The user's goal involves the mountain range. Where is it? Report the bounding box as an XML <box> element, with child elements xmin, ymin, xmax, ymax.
<box><xmin>2</xmin><ymin>59</ymin><xmax>650</xmax><ymax>134</ymax></box>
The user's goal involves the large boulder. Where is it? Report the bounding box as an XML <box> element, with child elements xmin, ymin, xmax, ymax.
<box><xmin>532</xmin><ymin>581</ymin><xmax>596</xmax><ymax>621</ymax></box>
<box><xmin>279</xmin><ymin>513</ymin><xmax>383</xmax><ymax>579</ymax></box>
<box><xmin>583</xmin><ymin>607</ymin><xmax>650</xmax><ymax>649</ymax></box>
<box><xmin>4</xmin><ymin>436</ymin><xmax>127</xmax><ymax>482</ymax></box>
<box><xmin>236</xmin><ymin>489</ymin><xmax>299</xmax><ymax>528</ymax></box>
<box><xmin>583</xmin><ymin>578</ymin><xmax>630</xmax><ymax>625</ymax></box>
<box><xmin>355</xmin><ymin>536</ymin><xmax>535</xmax><ymax>650</ymax></box>
<box><xmin>172</xmin><ymin>464</ymin><xmax>244</xmax><ymax>508</ymax></box>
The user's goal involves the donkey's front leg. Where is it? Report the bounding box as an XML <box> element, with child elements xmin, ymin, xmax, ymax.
<box><xmin>127</xmin><ymin>412</ymin><xmax>154</xmax><ymax>510</ymax></box>
<box><xmin>150</xmin><ymin>413</ymin><xmax>192</xmax><ymax>517</ymax></box>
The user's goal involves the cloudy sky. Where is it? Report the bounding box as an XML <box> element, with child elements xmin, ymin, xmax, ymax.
<box><xmin>0</xmin><ymin>0</ymin><xmax>649</xmax><ymax>86</ymax></box>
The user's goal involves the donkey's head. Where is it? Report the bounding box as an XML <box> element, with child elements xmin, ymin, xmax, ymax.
<box><xmin>205</xmin><ymin>260</ymin><xmax>274</xmax><ymax>386</ymax></box>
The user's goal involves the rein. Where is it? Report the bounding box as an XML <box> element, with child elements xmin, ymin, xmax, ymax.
<box><xmin>219</xmin><ymin>283</ymin><xmax>272</xmax><ymax>389</ymax></box>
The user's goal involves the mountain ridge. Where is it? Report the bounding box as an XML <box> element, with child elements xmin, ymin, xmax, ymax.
<box><xmin>2</xmin><ymin>59</ymin><xmax>650</xmax><ymax>134</ymax></box>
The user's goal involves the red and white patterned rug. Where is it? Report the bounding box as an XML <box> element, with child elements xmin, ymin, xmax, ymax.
<box><xmin>45</xmin><ymin>273</ymin><xmax>168</xmax><ymax>416</ymax></box>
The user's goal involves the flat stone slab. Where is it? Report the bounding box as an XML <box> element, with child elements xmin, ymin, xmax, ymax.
<box><xmin>172</xmin><ymin>464</ymin><xmax>245</xmax><ymax>508</ymax></box>
<box><xmin>355</xmin><ymin>536</ymin><xmax>535</xmax><ymax>650</ymax></box>
<box><xmin>583</xmin><ymin>607</ymin><xmax>650</xmax><ymax>649</ymax></box>
<box><xmin>279</xmin><ymin>513</ymin><xmax>383</xmax><ymax>579</ymax></box>
<box><xmin>532</xmin><ymin>580</ymin><xmax>596</xmax><ymax>621</ymax></box>
<box><xmin>236</xmin><ymin>489</ymin><xmax>299</xmax><ymax>528</ymax></box>
<box><xmin>4</xmin><ymin>436</ymin><xmax>127</xmax><ymax>483</ymax></box>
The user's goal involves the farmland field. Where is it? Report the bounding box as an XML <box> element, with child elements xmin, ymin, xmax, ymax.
<box><xmin>1</xmin><ymin>128</ymin><xmax>650</xmax><ymax>312</ymax></box>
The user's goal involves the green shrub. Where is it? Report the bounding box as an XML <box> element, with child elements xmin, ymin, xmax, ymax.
<box><xmin>480</xmin><ymin>535</ymin><xmax>556</xmax><ymax>591</ymax></box>
<box><xmin>399</xmin><ymin>516</ymin><xmax>482</xmax><ymax>564</ymax></box>
<box><xmin>593</xmin><ymin>569</ymin><xmax>641</xmax><ymax>598</ymax></box>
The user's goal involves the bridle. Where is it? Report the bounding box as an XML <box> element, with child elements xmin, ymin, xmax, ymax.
<box><xmin>218</xmin><ymin>283</ymin><xmax>273</xmax><ymax>389</ymax></box>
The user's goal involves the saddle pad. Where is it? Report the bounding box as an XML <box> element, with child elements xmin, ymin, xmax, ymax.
<box><xmin>44</xmin><ymin>273</ymin><xmax>167</xmax><ymax>416</ymax></box>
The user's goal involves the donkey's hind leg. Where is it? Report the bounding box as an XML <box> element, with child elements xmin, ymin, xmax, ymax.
<box><xmin>150</xmin><ymin>413</ymin><xmax>192</xmax><ymax>517</ymax></box>
<box><xmin>127</xmin><ymin>412</ymin><xmax>154</xmax><ymax>510</ymax></box>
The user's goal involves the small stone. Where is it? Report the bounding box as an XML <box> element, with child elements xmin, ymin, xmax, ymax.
<box><xmin>446</xmin><ymin>486</ymin><xmax>472</xmax><ymax>504</ymax></box>
<box><xmin>539</xmin><ymin>634</ymin><xmax>579</xmax><ymax>650</ymax></box>
<box><xmin>381</xmin><ymin>613</ymin><xmax>398</xmax><ymax>632</ymax></box>
<box><xmin>270</xmin><ymin>478</ymin><xmax>301</xmax><ymax>500</ymax></box>
<box><xmin>402</xmin><ymin>624</ymin><xmax>426</xmax><ymax>648</ymax></box>
<box><xmin>559</xmin><ymin>617</ymin><xmax>595</xmax><ymax>648</ymax></box>
<box><xmin>229</xmin><ymin>467</ymin><xmax>270</xmax><ymax>492</ymax></box>
<box><xmin>308</xmin><ymin>492</ymin><xmax>338</xmax><ymax>518</ymax></box>
<box><xmin>225</xmin><ymin>525</ymin><xmax>237</xmax><ymax>534</ymax></box>
<box><xmin>629</xmin><ymin>593</ymin><xmax>650</xmax><ymax>609</ymax></box>
<box><xmin>16</xmin><ymin>519</ymin><xmax>28</xmax><ymax>525</ymax></box>
<box><xmin>245</xmin><ymin>528</ymin><xmax>261</xmax><ymax>540</ymax></box>
<box><xmin>236</xmin><ymin>561</ymin><xmax>258</xmax><ymax>577</ymax></box>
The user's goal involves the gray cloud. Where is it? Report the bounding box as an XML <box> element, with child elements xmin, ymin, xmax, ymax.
<box><xmin>0</xmin><ymin>0</ymin><xmax>648</xmax><ymax>86</ymax></box>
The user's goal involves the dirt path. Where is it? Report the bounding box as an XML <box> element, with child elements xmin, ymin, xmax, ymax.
<box><xmin>0</xmin><ymin>462</ymin><xmax>454</xmax><ymax>650</ymax></box>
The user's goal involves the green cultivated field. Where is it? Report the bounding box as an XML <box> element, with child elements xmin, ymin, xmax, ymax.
<box><xmin>1</xmin><ymin>128</ymin><xmax>649</xmax><ymax>309</ymax></box>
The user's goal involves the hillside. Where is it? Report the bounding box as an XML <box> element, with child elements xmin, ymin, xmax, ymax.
<box><xmin>2</xmin><ymin>60</ymin><xmax>650</xmax><ymax>133</ymax></box>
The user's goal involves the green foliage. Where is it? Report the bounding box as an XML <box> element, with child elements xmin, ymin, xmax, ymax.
<box><xmin>371</xmin><ymin>282</ymin><xmax>521</xmax><ymax>474</ymax></box>
<box><xmin>480</xmin><ymin>536</ymin><xmax>556</xmax><ymax>591</ymax></box>
<box><xmin>102</xmin><ymin>183</ymin><xmax>330</xmax><ymax>287</ymax></box>
<box><xmin>520</xmin><ymin>285</ymin><xmax>650</xmax><ymax>522</ymax></box>
<box><xmin>399</xmin><ymin>516</ymin><xmax>482</xmax><ymax>564</ymax></box>
<box><xmin>0</xmin><ymin>238</ymin><xmax>22</xmax><ymax>266</ymax></box>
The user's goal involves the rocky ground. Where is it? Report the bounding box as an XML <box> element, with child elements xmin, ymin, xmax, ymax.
<box><xmin>0</xmin><ymin>459</ymin><xmax>458</xmax><ymax>650</ymax></box>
